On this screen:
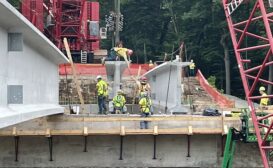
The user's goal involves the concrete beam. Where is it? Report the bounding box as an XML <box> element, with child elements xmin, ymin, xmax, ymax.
<box><xmin>143</xmin><ymin>62</ymin><xmax>191</xmax><ymax>114</ymax></box>
<box><xmin>0</xmin><ymin>104</ymin><xmax>64</xmax><ymax>129</ymax></box>
<box><xmin>105</xmin><ymin>61</ymin><xmax>127</xmax><ymax>99</ymax></box>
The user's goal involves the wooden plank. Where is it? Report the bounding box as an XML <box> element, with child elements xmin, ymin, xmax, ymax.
<box><xmin>48</xmin><ymin>115</ymin><xmax>227</xmax><ymax>122</ymax></box>
<box><xmin>83</xmin><ymin>127</ymin><xmax>88</xmax><ymax>136</ymax></box>
<box><xmin>188</xmin><ymin>126</ymin><xmax>193</xmax><ymax>135</ymax></box>
<box><xmin>12</xmin><ymin>127</ymin><xmax>17</xmax><ymax>136</ymax></box>
<box><xmin>0</xmin><ymin>128</ymin><xmax>226</xmax><ymax>136</ymax></box>
<box><xmin>223</xmin><ymin>125</ymin><xmax>228</xmax><ymax>135</ymax></box>
<box><xmin>153</xmin><ymin>126</ymin><xmax>158</xmax><ymax>135</ymax></box>
<box><xmin>120</xmin><ymin>126</ymin><xmax>126</xmax><ymax>136</ymax></box>
<box><xmin>63</xmin><ymin>38</ymin><xmax>85</xmax><ymax>114</ymax></box>
<box><xmin>45</xmin><ymin>128</ymin><xmax>51</xmax><ymax>137</ymax></box>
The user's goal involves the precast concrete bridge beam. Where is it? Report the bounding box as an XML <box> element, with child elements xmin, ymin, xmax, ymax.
<box><xmin>105</xmin><ymin>61</ymin><xmax>127</xmax><ymax>99</ymax></box>
<box><xmin>143</xmin><ymin>62</ymin><xmax>191</xmax><ymax>114</ymax></box>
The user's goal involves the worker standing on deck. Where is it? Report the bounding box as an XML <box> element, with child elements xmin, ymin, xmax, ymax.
<box><xmin>96</xmin><ymin>75</ymin><xmax>108</xmax><ymax>114</ymax></box>
<box><xmin>189</xmin><ymin>59</ymin><xmax>196</xmax><ymax>76</ymax></box>
<box><xmin>259</xmin><ymin>86</ymin><xmax>269</xmax><ymax>109</ymax></box>
<box><xmin>148</xmin><ymin>60</ymin><xmax>154</xmax><ymax>70</ymax></box>
<box><xmin>102</xmin><ymin>41</ymin><xmax>133</xmax><ymax>64</ymax></box>
<box><xmin>113</xmin><ymin>90</ymin><xmax>126</xmax><ymax>114</ymax></box>
<box><xmin>139</xmin><ymin>92</ymin><xmax>152</xmax><ymax>129</ymax></box>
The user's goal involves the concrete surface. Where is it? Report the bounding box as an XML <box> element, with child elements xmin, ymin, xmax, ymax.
<box><xmin>105</xmin><ymin>61</ymin><xmax>127</xmax><ymax>99</ymax></box>
<box><xmin>0</xmin><ymin>1</ymin><xmax>68</xmax><ymax>129</ymax></box>
<box><xmin>143</xmin><ymin>62</ymin><xmax>191</xmax><ymax>114</ymax></box>
<box><xmin>0</xmin><ymin>135</ymin><xmax>262</xmax><ymax>167</ymax></box>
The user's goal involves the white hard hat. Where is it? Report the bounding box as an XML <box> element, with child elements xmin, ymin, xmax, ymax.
<box><xmin>259</xmin><ymin>86</ymin><xmax>266</xmax><ymax>91</ymax></box>
<box><xmin>117</xmin><ymin>90</ymin><xmax>123</xmax><ymax>94</ymax></box>
<box><xmin>96</xmin><ymin>75</ymin><xmax>102</xmax><ymax>79</ymax></box>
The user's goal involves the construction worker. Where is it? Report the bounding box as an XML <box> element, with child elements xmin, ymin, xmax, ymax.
<box><xmin>189</xmin><ymin>59</ymin><xmax>196</xmax><ymax>76</ymax></box>
<box><xmin>138</xmin><ymin>76</ymin><xmax>151</xmax><ymax>97</ymax></box>
<box><xmin>102</xmin><ymin>41</ymin><xmax>133</xmax><ymax>64</ymax></box>
<box><xmin>113</xmin><ymin>90</ymin><xmax>126</xmax><ymax>114</ymax></box>
<box><xmin>259</xmin><ymin>86</ymin><xmax>269</xmax><ymax>109</ymax></box>
<box><xmin>139</xmin><ymin>92</ymin><xmax>152</xmax><ymax>129</ymax></box>
<box><xmin>149</xmin><ymin>60</ymin><xmax>154</xmax><ymax>70</ymax></box>
<box><xmin>96</xmin><ymin>75</ymin><xmax>108</xmax><ymax>114</ymax></box>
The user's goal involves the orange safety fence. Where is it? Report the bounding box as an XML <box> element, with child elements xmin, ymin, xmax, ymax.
<box><xmin>59</xmin><ymin>63</ymin><xmax>151</xmax><ymax>76</ymax></box>
<box><xmin>196</xmin><ymin>70</ymin><xmax>235</xmax><ymax>108</ymax></box>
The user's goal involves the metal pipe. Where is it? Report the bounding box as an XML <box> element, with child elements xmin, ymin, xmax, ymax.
<box><xmin>48</xmin><ymin>137</ymin><xmax>53</xmax><ymax>161</ymax></box>
<box><xmin>83</xmin><ymin>136</ymin><xmax>88</xmax><ymax>152</ymax></box>
<box><xmin>221</xmin><ymin>135</ymin><xmax>226</xmax><ymax>157</ymax></box>
<box><xmin>119</xmin><ymin>136</ymin><xmax>123</xmax><ymax>160</ymax></box>
<box><xmin>14</xmin><ymin>136</ymin><xmax>19</xmax><ymax>162</ymax></box>
<box><xmin>187</xmin><ymin>135</ymin><xmax>191</xmax><ymax>157</ymax></box>
<box><xmin>153</xmin><ymin>135</ymin><xmax>157</xmax><ymax>160</ymax></box>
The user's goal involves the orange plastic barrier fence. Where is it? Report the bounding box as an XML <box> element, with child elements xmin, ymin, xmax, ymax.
<box><xmin>59</xmin><ymin>64</ymin><xmax>151</xmax><ymax>76</ymax></box>
<box><xmin>196</xmin><ymin>70</ymin><xmax>235</xmax><ymax>108</ymax></box>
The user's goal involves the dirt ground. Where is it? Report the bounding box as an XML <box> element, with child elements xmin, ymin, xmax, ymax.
<box><xmin>59</xmin><ymin>75</ymin><xmax>219</xmax><ymax>113</ymax></box>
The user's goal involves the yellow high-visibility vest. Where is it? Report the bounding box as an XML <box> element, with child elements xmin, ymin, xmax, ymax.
<box><xmin>189</xmin><ymin>62</ymin><xmax>195</xmax><ymax>70</ymax></box>
<box><xmin>260</xmin><ymin>93</ymin><xmax>269</xmax><ymax>106</ymax></box>
<box><xmin>113</xmin><ymin>95</ymin><xmax>126</xmax><ymax>107</ymax></box>
<box><xmin>139</xmin><ymin>97</ymin><xmax>152</xmax><ymax>113</ymax></box>
<box><xmin>113</xmin><ymin>47</ymin><xmax>128</xmax><ymax>60</ymax></box>
<box><xmin>96</xmin><ymin>80</ymin><xmax>108</xmax><ymax>96</ymax></box>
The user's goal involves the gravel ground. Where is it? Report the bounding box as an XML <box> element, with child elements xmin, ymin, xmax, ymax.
<box><xmin>224</xmin><ymin>94</ymin><xmax>259</xmax><ymax>109</ymax></box>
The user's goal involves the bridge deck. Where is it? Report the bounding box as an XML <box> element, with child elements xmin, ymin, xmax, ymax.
<box><xmin>0</xmin><ymin>114</ymin><xmax>240</xmax><ymax>136</ymax></box>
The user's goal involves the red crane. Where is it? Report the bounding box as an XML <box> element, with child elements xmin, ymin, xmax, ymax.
<box><xmin>20</xmin><ymin>0</ymin><xmax>101</xmax><ymax>63</ymax></box>
<box><xmin>222</xmin><ymin>0</ymin><xmax>273</xmax><ymax>167</ymax></box>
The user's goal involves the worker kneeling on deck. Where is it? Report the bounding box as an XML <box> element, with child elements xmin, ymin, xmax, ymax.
<box><xmin>96</xmin><ymin>75</ymin><xmax>108</xmax><ymax>114</ymax></box>
<box><xmin>259</xmin><ymin>86</ymin><xmax>269</xmax><ymax>109</ymax></box>
<box><xmin>139</xmin><ymin>92</ymin><xmax>152</xmax><ymax>129</ymax></box>
<box><xmin>102</xmin><ymin>41</ymin><xmax>133</xmax><ymax>64</ymax></box>
<box><xmin>113</xmin><ymin>90</ymin><xmax>126</xmax><ymax>114</ymax></box>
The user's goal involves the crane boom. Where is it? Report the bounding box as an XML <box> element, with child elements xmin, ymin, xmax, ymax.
<box><xmin>222</xmin><ymin>0</ymin><xmax>273</xmax><ymax>167</ymax></box>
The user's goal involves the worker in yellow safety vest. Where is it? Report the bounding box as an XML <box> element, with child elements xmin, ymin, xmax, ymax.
<box><xmin>137</xmin><ymin>76</ymin><xmax>151</xmax><ymax>97</ymax></box>
<box><xmin>96</xmin><ymin>75</ymin><xmax>108</xmax><ymax>114</ymax></box>
<box><xmin>148</xmin><ymin>60</ymin><xmax>154</xmax><ymax>70</ymax></box>
<box><xmin>102</xmin><ymin>41</ymin><xmax>133</xmax><ymax>64</ymax></box>
<box><xmin>259</xmin><ymin>86</ymin><xmax>269</xmax><ymax>109</ymax></box>
<box><xmin>139</xmin><ymin>92</ymin><xmax>152</xmax><ymax>129</ymax></box>
<box><xmin>113</xmin><ymin>90</ymin><xmax>126</xmax><ymax>114</ymax></box>
<box><xmin>189</xmin><ymin>59</ymin><xmax>196</xmax><ymax>76</ymax></box>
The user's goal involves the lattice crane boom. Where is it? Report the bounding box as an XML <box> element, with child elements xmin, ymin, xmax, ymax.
<box><xmin>222</xmin><ymin>0</ymin><xmax>273</xmax><ymax>167</ymax></box>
